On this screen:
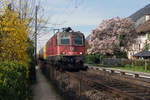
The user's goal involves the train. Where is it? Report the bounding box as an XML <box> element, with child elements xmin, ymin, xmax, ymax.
<box><xmin>39</xmin><ymin>27</ymin><xmax>87</xmax><ymax>71</ymax></box>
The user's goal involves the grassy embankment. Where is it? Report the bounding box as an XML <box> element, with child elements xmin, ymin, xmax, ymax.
<box><xmin>88</xmin><ymin>63</ymin><xmax>150</xmax><ymax>73</ymax></box>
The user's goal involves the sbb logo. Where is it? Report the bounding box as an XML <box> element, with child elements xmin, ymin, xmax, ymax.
<box><xmin>70</xmin><ymin>47</ymin><xmax>74</xmax><ymax>51</ymax></box>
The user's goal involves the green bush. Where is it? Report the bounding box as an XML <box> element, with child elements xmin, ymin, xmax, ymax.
<box><xmin>85</xmin><ymin>54</ymin><xmax>102</xmax><ymax>64</ymax></box>
<box><xmin>133</xmin><ymin>60</ymin><xmax>145</xmax><ymax>66</ymax></box>
<box><xmin>125</xmin><ymin>64</ymin><xmax>131</xmax><ymax>68</ymax></box>
<box><xmin>122</xmin><ymin>60</ymin><xmax>132</xmax><ymax>65</ymax></box>
<box><xmin>123</xmin><ymin>60</ymin><xmax>150</xmax><ymax>71</ymax></box>
<box><xmin>27</xmin><ymin>39</ymin><xmax>36</xmax><ymax>84</ymax></box>
<box><xmin>0</xmin><ymin>61</ymin><xmax>27</xmax><ymax>100</ymax></box>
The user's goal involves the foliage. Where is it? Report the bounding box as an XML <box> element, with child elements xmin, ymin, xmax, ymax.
<box><xmin>113</xmin><ymin>48</ymin><xmax>127</xmax><ymax>58</ymax></box>
<box><xmin>87</xmin><ymin>17</ymin><xmax>137</xmax><ymax>55</ymax></box>
<box><xmin>85</xmin><ymin>54</ymin><xmax>103</xmax><ymax>64</ymax></box>
<box><xmin>104</xmin><ymin>59</ymin><xmax>150</xmax><ymax>71</ymax></box>
<box><xmin>87</xmin><ymin>56</ymin><xmax>150</xmax><ymax>72</ymax></box>
<box><xmin>0</xmin><ymin>61</ymin><xmax>28</xmax><ymax>100</ymax></box>
<box><xmin>122</xmin><ymin>60</ymin><xmax>132</xmax><ymax>65</ymax></box>
<box><xmin>116</xmin><ymin>64</ymin><xmax>150</xmax><ymax>73</ymax></box>
<box><xmin>124</xmin><ymin>64</ymin><xmax>131</xmax><ymax>68</ymax></box>
<box><xmin>0</xmin><ymin>2</ymin><xmax>36</xmax><ymax>99</ymax></box>
<box><xmin>0</xmin><ymin>5</ymin><xmax>29</xmax><ymax>66</ymax></box>
<box><xmin>27</xmin><ymin>39</ymin><xmax>36</xmax><ymax>84</ymax></box>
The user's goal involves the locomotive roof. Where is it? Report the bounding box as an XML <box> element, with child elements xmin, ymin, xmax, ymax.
<box><xmin>56</xmin><ymin>31</ymin><xmax>84</xmax><ymax>35</ymax></box>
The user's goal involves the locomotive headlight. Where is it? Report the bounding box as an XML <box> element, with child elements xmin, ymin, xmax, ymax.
<box><xmin>62</xmin><ymin>52</ymin><xmax>66</xmax><ymax>55</ymax></box>
<box><xmin>80</xmin><ymin>52</ymin><xmax>82</xmax><ymax>54</ymax></box>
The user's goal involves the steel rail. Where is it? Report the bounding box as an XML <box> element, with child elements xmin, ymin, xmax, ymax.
<box><xmin>66</xmin><ymin>71</ymin><xmax>150</xmax><ymax>100</ymax></box>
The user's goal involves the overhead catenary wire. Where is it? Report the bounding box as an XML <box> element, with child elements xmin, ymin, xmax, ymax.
<box><xmin>50</xmin><ymin>0</ymin><xmax>85</xmax><ymax>28</ymax></box>
<box><xmin>37</xmin><ymin>0</ymin><xmax>85</xmax><ymax>51</ymax></box>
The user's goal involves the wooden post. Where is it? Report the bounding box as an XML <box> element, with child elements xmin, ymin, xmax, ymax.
<box><xmin>110</xmin><ymin>70</ymin><xmax>114</xmax><ymax>74</ymax></box>
<box><xmin>78</xmin><ymin>74</ymin><xmax>82</xmax><ymax>100</ymax></box>
<box><xmin>49</xmin><ymin>65</ymin><xmax>51</xmax><ymax>80</ymax></box>
<box><xmin>54</xmin><ymin>68</ymin><xmax>56</xmax><ymax>79</ymax></box>
<box><xmin>131</xmin><ymin>59</ymin><xmax>134</xmax><ymax>67</ymax></box>
<box><xmin>60</xmin><ymin>72</ymin><xmax>63</xmax><ymax>90</ymax></box>
<box><xmin>50</xmin><ymin>66</ymin><xmax>52</xmax><ymax>80</ymax></box>
<box><xmin>102</xmin><ymin>69</ymin><xmax>106</xmax><ymax>72</ymax></box>
<box><xmin>133</xmin><ymin>74</ymin><xmax>139</xmax><ymax>78</ymax></box>
<box><xmin>120</xmin><ymin>72</ymin><xmax>125</xmax><ymax>76</ymax></box>
<box><xmin>145</xmin><ymin>60</ymin><xmax>147</xmax><ymax>71</ymax></box>
<box><xmin>51</xmin><ymin>66</ymin><xmax>54</xmax><ymax>80</ymax></box>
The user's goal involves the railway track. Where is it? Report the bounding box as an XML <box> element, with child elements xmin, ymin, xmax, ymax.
<box><xmin>39</xmin><ymin>61</ymin><xmax>150</xmax><ymax>100</ymax></box>
<box><xmin>66</xmin><ymin>71</ymin><xmax>150</xmax><ymax>100</ymax></box>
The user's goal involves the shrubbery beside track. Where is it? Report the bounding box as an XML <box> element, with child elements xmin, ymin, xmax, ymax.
<box><xmin>0</xmin><ymin>61</ymin><xmax>27</xmax><ymax>100</ymax></box>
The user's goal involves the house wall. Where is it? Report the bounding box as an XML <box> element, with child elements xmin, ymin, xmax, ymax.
<box><xmin>128</xmin><ymin>32</ymin><xmax>150</xmax><ymax>59</ymax></box>
<box><xmin>127</xmin><ymin>14</ymin><xmax>150</xmax><ymax>59</ymax></box>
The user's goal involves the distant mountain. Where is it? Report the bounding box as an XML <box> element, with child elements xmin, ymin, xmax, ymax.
<box><xmin>129</xmin><ymin>4</ymin><xmax>150</xmax><ymax>22</ymax></box>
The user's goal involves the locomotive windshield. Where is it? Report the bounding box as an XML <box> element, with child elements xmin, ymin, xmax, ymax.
<box><xmin>73</xmin><ymin>35</ymin><xmax>83</xmax><ymax>45</ymax></box>
<box><xmin>57</xmin><ymin>33</ymin><xmax>70</xmax><ymax>45</ymax></box>
<box><xmin>61</xmin><ymin>38</ymin><xmax>70</xmax><ymax>45</ymax></box>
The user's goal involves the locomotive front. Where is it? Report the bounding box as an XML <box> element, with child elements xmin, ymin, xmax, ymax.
<box><xmin>56</xmin><ymin>32</ymin><xmax>85</xmax><ymax>55</ymax></box>
<box><xmin>53</xmin><ymin>28</ymin><xmax>86</xmax><ymax>71</ymax></box>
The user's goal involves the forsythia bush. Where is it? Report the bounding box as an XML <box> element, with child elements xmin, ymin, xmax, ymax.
<box><xmin>0</xmin><ymin>1</ymin><xmax>36</xmax><ymax>100</ymax></box>
<box><xmin>0</xmin><ymin>7</ymin><xmax>29</xmax><ymax>65</ymax></box>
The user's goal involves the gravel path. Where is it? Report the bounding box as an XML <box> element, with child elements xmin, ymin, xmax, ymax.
<box><xmin>32</xmin><ymin>67</ymin><xmax>62</xmax><ymax>100</ymax></box>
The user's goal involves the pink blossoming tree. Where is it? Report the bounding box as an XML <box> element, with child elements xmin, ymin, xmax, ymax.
<box><xmin>87</xmin><ymin>17</ymin><xmax>137</xmax><ymax>56</ymax></box>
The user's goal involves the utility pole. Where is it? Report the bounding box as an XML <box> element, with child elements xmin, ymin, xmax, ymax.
<box><xmin>19</xmin><ymin>0</ymin><xmax>21</xmax><ymax>18</ymax></box>
<box><xmin>35</xmin><ymin>5</ymin><xmax>38</xmax><ymax>65</ymax></box>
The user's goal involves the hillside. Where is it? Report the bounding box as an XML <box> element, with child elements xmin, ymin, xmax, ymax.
<box><xmin>86</xmin><ymin>3</ymin><xmax>150</xmax><ymax>41</ymax></box>
<box><xmin>129</xmin><ymin>4</ymin><xmax>150</xmax><ymax>22</ymax></box>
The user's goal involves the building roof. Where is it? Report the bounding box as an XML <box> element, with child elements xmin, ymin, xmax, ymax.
<box><xmin>136</xmin><ymin>19</ymin><xmax>150</xmax><ymax>33</ymax></box>
<box><xmin>129</xmin><ymin>4</ymin><xmax>150</xmax><ymax>22</ymax></box>
<box><xmin>133</xmin><ymin>50</ymin><xmax>150</xmax><ymax>57</ymax></box>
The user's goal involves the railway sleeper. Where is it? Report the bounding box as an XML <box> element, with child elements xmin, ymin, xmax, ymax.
<box><xmin>106</xmin><ymin>81</ymin><xmax>150</xmax><ymax>93</ymax></box>
<box><xmin>113</xmin><ymin>86</ymin><xmax>131</xmax><ymax>89</ymax></box>
<box><xmin>141</xmin><ymin>96</ymin><xmax>150</xmax><ymax>100</ymax></box>
<box><xmin>84</xmin><ymin>80</ymin><xmax>142</xmax><ymax>99</ymax></box>
<box><xmin>106</xmin><ymin>83</ymin><xmax>124</xmax><ymax>87</ymax></box>
<box><xmin>130</xmin><ymin>93</ymin><xmax>150</xmax><ymax>100</ymax></box>
<box><xmin>131</xmin><ymin>92</ymin><xmax>150</xmax><ymax>96</ymax></box>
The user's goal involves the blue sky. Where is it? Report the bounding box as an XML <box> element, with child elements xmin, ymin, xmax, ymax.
<box><xmin>37</xmin><ymin>0</ymin><xmax>150</xmax><ymax>50</ymax></box>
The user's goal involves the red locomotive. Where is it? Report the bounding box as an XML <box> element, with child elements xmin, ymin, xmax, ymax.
<box><xmin>39</xmin><ymin>27</ymin><xmax>87</xmax><ymax>71</ymax></box>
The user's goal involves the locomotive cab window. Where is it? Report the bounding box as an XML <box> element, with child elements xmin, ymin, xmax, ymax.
<box><xmin>59</xmin><ymin>33</ymin><xmax>70</xmax><ymax>45</ymax></box>
<box><xmin>73</xmin><ymin>35</ymin><xmax>83</xmax><ymax>45</ymax></box>
<box><xmin>61</xmin><ymin>38</ymin><xmax>70</xmax><ymax>45</ymax></box>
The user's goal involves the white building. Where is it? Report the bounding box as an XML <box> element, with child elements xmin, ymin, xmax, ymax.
<box><xmin>128</xmin><ymin>14</ymin><xmax>150</xmax><ymax>59</ymax></box>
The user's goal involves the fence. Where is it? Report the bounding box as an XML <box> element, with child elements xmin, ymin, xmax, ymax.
<box><xmin>102</xmin><ymin>58</ymin><xmax>150</xmax><ymax>70</ymax></box>
<box><xmin>102</xmin><ymin>58</ymin><xmax>127</xmax><ymax>67</ymax></box>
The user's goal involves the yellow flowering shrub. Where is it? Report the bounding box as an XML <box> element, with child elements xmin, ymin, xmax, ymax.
<box><xmin>0</xmin><ymin>1</ymin><xmax>36</xmax><ymax>99</ymax></box>
<box><xmin>0</xmin><ymin>4</ymin><xmax>29</xmax><ymax>66</ymax></box>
